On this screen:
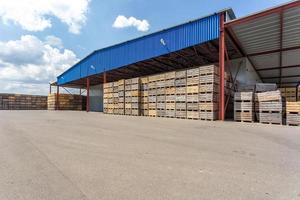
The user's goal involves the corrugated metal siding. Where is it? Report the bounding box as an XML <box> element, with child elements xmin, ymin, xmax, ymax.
<box><xmin>58</xmin><ymin>14</ymin><xmax>220</xmax><ymax>85</ymax></box>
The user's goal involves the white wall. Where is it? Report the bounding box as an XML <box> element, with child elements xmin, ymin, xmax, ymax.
<box><xmin>227</xmin><ymin>57</ymin><xmax>262</xmax><ymax>89</ymax></box>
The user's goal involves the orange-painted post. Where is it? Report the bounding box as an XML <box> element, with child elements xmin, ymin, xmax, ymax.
<box><xmin>86</xmin><ymin>77</ymin><xmax>90</xmax><ymax>112</ymax></box>
<box><xmin>56</xmin><ymin>86</ymin><xmax>59</xmax><ymax>110</ymax></box>
<box><xmin>219</xmin><ymin>12</ymin><xmax>225</xmax><ymax>121</ymax></box>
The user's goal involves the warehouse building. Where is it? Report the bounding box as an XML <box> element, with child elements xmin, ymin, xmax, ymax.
<box><xmin>51</xmin><ymin>1</ymin><xmax>300</xmax><ymax>121</ymax></box>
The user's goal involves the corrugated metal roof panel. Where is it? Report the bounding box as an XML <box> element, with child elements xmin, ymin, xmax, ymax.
<box><xmin>57</xmin><ymin>13</ymin><xmax>221</xmax><ymax>85</ymax></box>
<box><xmin>232</xmin><ymin>13</ymin><xmax>280</xmax><ymax>54</ymax></box>
<box><xmin>283</xmin><ymin>6</ymin><xmax>300</xmax><ymax>48</ymax></box>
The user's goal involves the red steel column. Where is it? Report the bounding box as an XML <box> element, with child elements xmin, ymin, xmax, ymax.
<box><xmin>86</xmin><ymin>77</ymin><xmax>90</xmax><ymax>112</ymax></box>
<box><xmin>103</xmin><ymin>71</ymin><xmax>107</xmax><ymax>84</ymax></box>
<box><xmin>56</xmin><ymin>86</ymin><xmax>59</xmax><ymax>110</ymax></box>
<box><xmin>219</xmin><ymin>12</ymin><xmax>225</xmax><ymax>121</ymax></box>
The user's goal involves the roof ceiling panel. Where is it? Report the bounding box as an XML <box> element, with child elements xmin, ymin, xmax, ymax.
<box><xmin>281</xmin><ymin>67</ymin><xmax>300</xmax><ymax>76</ymax></box>
<box><xmin>259</xmin><ymin>69</ymin><xmax>280</xmax><ymax>77</ymax></box>
<box><xmin>232</xmin><ymin>14</ymin><xmax>280</xmax><ymax>54</ymax></box>
<box><xmin>281</xmin><ymin>77</ymin><xmax>300</xmax><ymax>83</ymax></box>
<box><xmin>282</xmin><ymin>49</ymin><xmax>300</xmax><ymax>66</ymax></box>
<box><xmin>250</xmin><ymin>53</ymin><xmax>280</xmax><ymax>69</ymax></box>
<box><xmin>283</xmin><ymin>6</ymin><xmax>300</xmax><ymax>48</ymax></box>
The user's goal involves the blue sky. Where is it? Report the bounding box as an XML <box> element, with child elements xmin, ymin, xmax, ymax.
<box><xmin>0</xmin><ymin>0</ymin><xmax>292</xmax><ymax>94</ymax></box>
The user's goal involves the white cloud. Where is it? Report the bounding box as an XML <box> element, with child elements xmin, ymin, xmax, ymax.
<box><xmin>0</xmin><ymin>35</ymin><xmax>78</xmax><ymax>95</ymax></box>
<box><xmin>0</xmin><ymin>0</ymin><xmax>90</xmax><ymax>34</ymax></box>
<box><xmin>113</xmin><ymin>15</ymin><xmax>150</xmax><ymax>32</ymax></box>
<box><xmin>45</xmin><ymin>35</ymin><xmax>63</xmax><ymax>49</ymax></box>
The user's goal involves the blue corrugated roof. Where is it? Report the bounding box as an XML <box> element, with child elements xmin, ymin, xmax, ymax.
<box><xmin>57</xmin><ymin>10</ymin><xmax>231</xmax><ymax>85</ymax></box>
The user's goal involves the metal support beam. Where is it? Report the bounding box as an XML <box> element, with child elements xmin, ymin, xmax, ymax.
<box><xmin>247</xmin><ymin>46</ymin><xmax>300</xmax><ymax>57</ymax></box>
<box><xmin>219</xmin><ymin>12</ymin><xmax>225</xmax><ymax>121</ymax></box>
<box><xmin>56</xmin><ymin>86</ymin><xmax>59</xmax><ymax>110</ymax></box>
<box><xmin>224</xmin><ymin>0</ymin><xmax>300</xmax><ymax>27</ymax></box>
<box><xmin>256</xmin><ymin>64</ymin><xmax>300</xmax><ymax>71</ymax></box>
<box><xmin>86</xmin><ymin>77</ymin><xmax>90</xmax><ymax>112</ymax></box>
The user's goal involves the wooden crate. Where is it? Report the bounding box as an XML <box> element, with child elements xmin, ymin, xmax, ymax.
<box><xmin>256</xmin><ymin>90</ymin><xmax>282</xmax><ymax>102</ymax></box>
<box><xmin>187</xmin><ymin>110</ymin><xmax>199</xmax><ymax>119</ymax></box>
<box><xmin>199</xmin><ymin>65</ymin><xmax>219</xmax><ymax>75</ymax></box>
<box><xmin>176</xmin><ymin>110</ymin><xmax>186</xmax><ymax>119</ymax></box>
<box><xmin>234</xmin><ymin>92</ymin><xmax>254</xmax><ymax>122</ymax></box>
<box><xmin>199</xmin><ymin>111</ymin><xmax>218</xmax><ymax>121</ymax></box>
<box><xmin>286</xmin><ymin>102</ymin><xmax>300</xmax><ymax>126</ymax></box>
<box><xmin>199</xmin><ymin>102</ymin><xmax>218</xmax><ymax>111</ymax></box>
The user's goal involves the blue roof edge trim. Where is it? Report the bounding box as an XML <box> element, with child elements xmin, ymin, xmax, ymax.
<box><xmin>57</xmin><ymin>9</ymin><xmax>234</xmax><ymax>85</ymax></box>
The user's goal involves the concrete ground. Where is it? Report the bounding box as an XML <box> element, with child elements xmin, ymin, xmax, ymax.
<box><xmin>0</xmin><ymin>111</ymin><xmax>300</xmax><ymax>200</ymax></box>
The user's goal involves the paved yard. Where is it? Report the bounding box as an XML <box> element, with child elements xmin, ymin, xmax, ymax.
<box><xmin>0</xmin><ymin>110</ymin><xmax>299</xmax><ymax>200</ymax></box>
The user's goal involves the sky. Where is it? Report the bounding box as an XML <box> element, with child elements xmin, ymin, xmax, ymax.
<box><xmin>0</xmin><ymin>0</ymin><xmax>292</xmax><ymax>95</ymax></box>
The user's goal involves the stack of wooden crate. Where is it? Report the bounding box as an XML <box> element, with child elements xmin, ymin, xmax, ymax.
<box><xmin>165</xmin><ymin>71</ymin><xmax>176</xmax><ymax>118</ymax></box>
<box><xmin>0</xmin><ymin>94</ymin><xmax>47</xmax><ymax>110</ymax></box>
<box><xmin>279</xmin><ymin>87</ymin><xmax>297</xmax><ymax>102</ymax></box>
<box><xmin>234</xmin><ymin>92</ymin><xmax>254</xmax><ymax>122</ymax></box>
<box><xmin>175</xmin><ymin>69</ymin><xmax>187</xmax><ymax>119</ymax></box>
<box><xmin>156</xmin><ymin>74</ymin><xmax>166</xmax><ymax>117</ymax></box>
<box><xmin>186</xmin><ymin>67</ymin><xmax>199</xmax><ymax>119</ymax></box>
<box><xmin>140</xmin><ymin>77</ymin><xmax>149</xmax><ymax>116</ymax></box>
<box><xmin>286</xmin><ymin>102</ymin><xmax>300</xmax><ymax>126</ymax></box>
<box><xmin>199</xmin><ymin>65</ymin><xmax>219</xmax><ymax>120</ymax></box>
<box><xmin>118</xmin><ymin>79</ymin><xmax>125</xmax><ymax>115</ymax></box>
<box><xmin>103</xmin><ymin>82</ymin><xmax>114</xmax><ymax>114</ymax></box>
<box><xmin>125</xmin><ymin>78</ymin><xmax>140</xmax><ymax>116</ymax></box>
<box><xmin>148</xmin><ymin>75</ymin><xmax>157</xmax><ymax>117</ymax></box>
<box><xmin>48</xmin><ymin>94</ymin><xmax>83</xmax><ymax>110</ymax></box>
<box><xmin>113</xmin><ymin>82</ymin><xmax>119</xmax><ymax>114</ymax></box>
<box><xmin>256</xmin><ymin>90</ymin><xmax>283</xmax><ymax>125</ymax></box>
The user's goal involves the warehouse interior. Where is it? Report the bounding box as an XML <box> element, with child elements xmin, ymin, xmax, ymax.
<box><xmin>51</xmin><ymin>1</ymin><xmax>300</xmax><ymax>122</ymax></box>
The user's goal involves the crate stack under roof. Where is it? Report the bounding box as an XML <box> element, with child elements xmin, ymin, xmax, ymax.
<box><xmin>175</xmin><ymin>69</ymin><xmax>187</xmax><ymax>119</ymax></box>
<box><xmin>103</xmin><ymin>82</ymin><xmax>114</xmax><ymax>114</ymax></box>
<box><xmin>186</xmin><ymin>67</ymin><xmax>200</xmax><ymax>119</ymax></box>
<box><xmin>165</xmin><ymin>71</ymin><xmax>176</xmax><ymax>118</ymax></box>
<box><xmin>148</xmin><ymin>75</ymin><xmax>157</xmax><ymax>117</ymax></box>
<box><xmin>125</xmin><ymin>78</ymin><xmax>140</xmax><ymax>116</ymax></box>
<box><xmin>256</xmin><ymin>90</ymin><xmax>283</xmax><ymax>125</ymax></box>
<box><xmin>140</xmin><ymin>77</ymin><xmax>149</xmax><ymax>116</ymax></box>
<box><xmin>234</xmin><ymin>92</ymin><xmax>254</xmax><ymax>122</ymax></box>
<box><xmin>155</xmin><ymin>74</ymin><xmax>166</xmax><ymax>117</ymax></box>
<box><xmin>118</xmin><ymin>79</ymin><xmax>125</xmax><ymax>115</ymax></box>
<box><xmin>112</xmin><ymin>82</ymin><xmax>119</xmax><ymax>114</ymax></box>
<box><xmin>199</xmin><ymin>65</ymin><xmax>219</xmax><ymax>120</ymax></box>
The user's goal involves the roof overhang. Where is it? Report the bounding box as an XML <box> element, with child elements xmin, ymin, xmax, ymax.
<box><xmin>225</xmin><ymin>0</ymin><xmax>300</xmax><ymax>87</ymax></box>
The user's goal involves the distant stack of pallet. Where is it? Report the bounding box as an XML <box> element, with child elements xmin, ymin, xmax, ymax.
<box><xmin>186</xmin><ymin>67</ymin><xmax>199</xmax><ymax>119</ymax></box>
<box><xmin>279</xmin><ymin>87</ymin><xmax>297</xmax><ymax>102</ymax></box>
<box><xmin>199</xmin><ymin>65</ymin><xmax>219</xmax><ymax>120</ymax></box>
<box><xmin>286</xmin><ymin>102</ymin><xmax>300</xmax><ymax>126</ymax></box>
<box><xmin>148</xmin><ymin>75</ymin><xmax>157</xmax><ymax>117</ymax></box>
<box><xmin>113</xmin><ymin>82</ymin><xmax>119</xmax><ymax>114</ymax></box>
<box><xmin>125</xmin><ymin>78</ymin><xmax>140</xmax><ymax>116</ymax></box>
<box><xmin>0</xmin><ymin>94</ymin><xmax>47</xmax><ymax>110</ymax></box>
<box><xmin>48</xmin><ymin>94</ymin><xmax>84</xmax><ymax>110</ymax></box>
<box><xmin>140</xmin><ymin>77</ymin><xmax>149</xmax><ymax>116</ymax></box>
<box><xmin>234</xmin><ymin>92</ymin><xmax>254</xmax><ymax>122</ymax></box>
<box><xmin>103</xmin><ymin>82</ymin><xmax>114</xmax><ymax>114</ymax></box>
<box><xmin>256</xmin><ymin>90</ymin><xmax>283</xmax><ymax>125</ymax></box>
<box><xmin>175</xmin><ymin>69</ymin><xmax>187</xmax><ymax>119</ymax></box>
<box><xmin>118</xmin><ymin>79</ymin><xmax>125</xmax><ymax>115</ymax></box>
<box><xmin>165</xmin><ymin>72</ymin><xmax>176</xmax><ymax>118</ymax></box>
<box><xmin>156</xmin><ymin>74</ymin><xmax>166</xmax><ymax>117</ymax></box>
